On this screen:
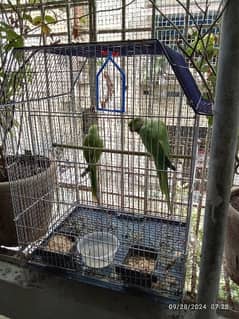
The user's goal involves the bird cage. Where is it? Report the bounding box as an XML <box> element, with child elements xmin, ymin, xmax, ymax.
<box><xmin>3</xmin><ymin>40</ymin><xmax>212</xmax><ymax>302</ymax></box>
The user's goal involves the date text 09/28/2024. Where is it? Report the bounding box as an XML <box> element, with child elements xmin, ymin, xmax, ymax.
<box><xmin>168</xmin><ymin>303</ymin><xmax>229</xmax><ymax>311</ymax></box>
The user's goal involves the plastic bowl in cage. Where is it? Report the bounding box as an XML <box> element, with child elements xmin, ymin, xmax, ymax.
<box><xmin>77</xmin><ymin>232</ymin><xmax>119</xmax><ymax>268</ymax></box>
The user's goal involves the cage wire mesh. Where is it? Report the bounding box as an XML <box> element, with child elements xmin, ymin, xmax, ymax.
<box><xmin>2</xmin><ymin>0</ymin><xmax>236</xmax><ymax>307</ymax></box>
<box><xmin>2</xmin><ymin>38</ymin><xmax>212</xmax><ymax>302</ymax></box>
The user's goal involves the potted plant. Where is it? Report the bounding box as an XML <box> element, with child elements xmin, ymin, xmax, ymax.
<box><xmin>0</xmin><ymin>2</ymin><xmax>57</xmax><ymax>246</ymax></box>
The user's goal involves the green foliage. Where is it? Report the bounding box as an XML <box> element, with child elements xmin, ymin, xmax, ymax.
<box><xmin>0</xmin><ymin>0</ymin><xmax>57</xmax><ymax>178</ymax></box>
<box><xmin>186</xmin><ymin>30</ymin><xmax>219</xmax><ymax>126</ymax></box>
<box><xmin>31</xmin><ymin>14</ymin><xmax>57</xmax><ymax>36</ymax></box>
<box><xmin>0</xmin><ymin>21</ymin><xmax>24</xmax><ymax>52</ymax></box>
<box><xmin>45</xmin><ymin>15</ymin><xmax>57</xmax><ymax>24</ymax></box>
<box><xmin>187</xmin><ymin>32</ymin><xmax>218</xmax><ymax>58</ymax></box>
<box><xmin>186</xmin><ymin>30</ymin><xmax>218</xmax><ymax>100</ymax></box>
<box><xmin>187</xmin><ymin>30</ymin><xmax>239</xmax><ymax>169</ymax></box>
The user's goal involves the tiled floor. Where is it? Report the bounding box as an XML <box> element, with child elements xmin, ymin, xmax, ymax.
<box><xmin>0</xmin><ymin>260</ymin><xmax>235</xmax><ymax>319</ymax></box>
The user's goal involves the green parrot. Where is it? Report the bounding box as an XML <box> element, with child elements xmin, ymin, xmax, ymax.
<box><xmin>128</xmin><ymin>118</ymin><xmax>175</xmax><ymax>211</ymax></box>
<box><xmin>82</xmin><ymin>124</ymin><xmax>103</xmax><ymax>204</ymax></box>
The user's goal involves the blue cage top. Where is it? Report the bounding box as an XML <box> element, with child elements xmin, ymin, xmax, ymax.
<box><xmin>15</xmin><ymin>39</ymin><xmax>213</xmax><ymax>116</ymax></box>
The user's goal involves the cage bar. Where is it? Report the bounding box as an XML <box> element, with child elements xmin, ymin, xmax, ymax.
<box><xmin>3</xmin><ymin>39</ymin><xmax>211</xmax><ymax>302</ymax></box>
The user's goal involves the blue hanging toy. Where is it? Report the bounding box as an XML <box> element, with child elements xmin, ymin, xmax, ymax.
<box><xmin>96</xmin><ymin>50</ymin><xmax>126</xmax><ymax>113</ymax></box>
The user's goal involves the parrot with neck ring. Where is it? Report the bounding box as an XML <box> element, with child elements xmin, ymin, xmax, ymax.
<box><xmin>82</xmin><ymin>124</ymin><xmax>103</xmax><ymax>204</ymax></box>
<box><xmin>128</xmin><ymin>117</ymin><xmax>175</xmax><ymax>211</ymax></box>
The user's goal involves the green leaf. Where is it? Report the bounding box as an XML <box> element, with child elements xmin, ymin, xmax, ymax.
<box><xmin>23</xmin><ymin>13</ymin><xmax>33</xmax><ymax>23</ymax></box>
<box><xmin>0</xmin><ymin>22</ymin><xmax>17</xmax><ymax>39</ymax></box>
<box><xmin>32</xmin><ymin>16</ymin><xmax>42</xmax><ymax>26</ymax></box>
<box><xmin>41</xmin><ymin>24</ymin><xmax>51</xmax><ymax>35</ymax></box>
<box><xmin>5</xmin><ymin>29</ymin><xmax>19</xmax><ymax>41</ymax></box>
<box><xmin>6</xmin><ymin>34</ymin><xmax>24</xmax><ymax>50</ymax></box>
<box><xmin>207</xmin><ymin>116</ymin><xmax>213</xmax><ymax>127</ymax></box>
<box><xmin>44</xmin><ymin>15</ymin><xmax>57</xmax><ymax>24</ymax></box>
<box><xmin>185</xmin><ymin>46</ymin><xmax>193</xmax><ymax>56</ymax></box>
<box><xmin>14</xmin><ymin>36</ymin><xmax>24</xmax><ymax>48</ymax></box>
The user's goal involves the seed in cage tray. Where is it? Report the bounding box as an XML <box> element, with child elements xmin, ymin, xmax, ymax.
<box><xmin>125</xmin><ymin>256</ymin><xmax>156</xmax><ymax>272</ymax></box>
<box><xmin>167</xmin><ymin>276</ymin><xmax>178</xmax><ymax>286</ymax></box>
<box><xmin>115</xmin><ymin>245</ymin><xmax>158</xmax><ymax>288</ymax></box>
<box><xmin>46</xmin><ymin>234</ymin><xmax>74</xmax><ymax>253</ymax></box>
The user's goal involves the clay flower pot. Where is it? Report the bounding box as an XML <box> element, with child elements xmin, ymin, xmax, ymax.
<box><xmin>0</xmin><ymin>156</ymin><xmax>56</xmax><ymax>246</ymax></box>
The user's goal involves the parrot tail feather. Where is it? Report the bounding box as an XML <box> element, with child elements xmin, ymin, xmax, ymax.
<box><xmin>158</xmin><ymin>170</ymin><xmax>172</xmax><ymax>213</ymax></box>
<box><xmin>89</xmin><ymin>166</ymin><xmax>100</xmax><ymax>205</ymax></box>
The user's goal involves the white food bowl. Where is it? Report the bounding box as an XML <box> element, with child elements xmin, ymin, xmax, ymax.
<box><xmin>77</xmin><ymin>232</ymin><xmax>119</xmax><ymax>268</ymax></box>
